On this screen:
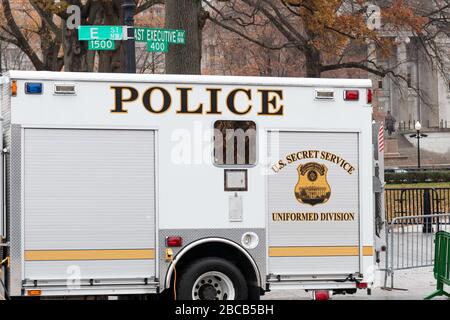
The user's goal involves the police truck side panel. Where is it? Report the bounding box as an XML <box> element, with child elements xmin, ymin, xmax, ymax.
<box><xmin>0</xmin><ymin>71</ymin><xmax>378</xmax><ymax>299</ymax></box>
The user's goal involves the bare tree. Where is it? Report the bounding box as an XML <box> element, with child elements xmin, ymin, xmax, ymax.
<box><xmin>0</xmin><ymin>0</ymin><xmax>164</xmax><ymax>72</ymax></box>
<box><xmin>203</xmin><ymin>12</ymin><xmax>302</xmax><ymax>76</ymax></box>
<box><xmin>0</xmin><ymin>0</ymin><xmax>60</xmax><ymax>70</ymax></box>
<box><xmin>204</xmin><ymin>0</ymin><xmax>450</xmax><ymax>82</ymax></box>
<box><xmin>165</xmin><ymin>0</ymin><xmax>208</xmax><ymax>74</ymax></box>
<box><xmin>0</xmin><ymin>38</ymin><xmax>33</xmax><ymax>71</ymax></box>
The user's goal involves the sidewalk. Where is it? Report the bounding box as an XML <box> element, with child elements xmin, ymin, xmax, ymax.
<box><xmin>0</xmin><ymin>266</ymin><xmax>447</xmax><ymax>300</ymax></box>
<box><xmin>263</xmin><ymin>267</ymin><xmax>449</xmax><ymax>300</ymax></box>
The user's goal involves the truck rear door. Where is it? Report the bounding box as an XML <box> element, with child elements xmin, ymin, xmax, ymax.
<box><xmin>267</xmin><ymin>130</ymin><xmax>364</xmax><ymax>277</ymax></box>
<box><xmin>22</xmin><ymin>128</ymin><xmax>157</xmax><ymax>290</ymax></box>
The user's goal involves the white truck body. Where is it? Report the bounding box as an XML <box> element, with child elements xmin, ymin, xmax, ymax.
<box><xmin>0</xmin><ymin>71</ymin><xmax>379</xmax><ymax>298</ymax></box>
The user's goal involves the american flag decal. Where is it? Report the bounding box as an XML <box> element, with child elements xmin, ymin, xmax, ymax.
<box><xmin>378</xmin><ymin>124</ymin><xmax>384</xmax><ymax>152</ymax></box>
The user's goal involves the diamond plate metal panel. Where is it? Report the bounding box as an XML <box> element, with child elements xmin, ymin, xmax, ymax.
<box><xmin>159</xmin><ymin>228</ymin><xmax>266</xmax><ymax>289</ymax></box>
<box><xmin>8</xmin><ymin>124</ymin><xmax>22</xmax><ymax>296</ymax></box>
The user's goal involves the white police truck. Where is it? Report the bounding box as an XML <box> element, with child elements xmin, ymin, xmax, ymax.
<box><xmin>0</xmin><ymin>71</ymin><xmax>385</xmax><ymax>300</ymax></box>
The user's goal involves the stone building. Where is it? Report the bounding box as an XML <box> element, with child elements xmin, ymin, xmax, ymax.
<box><xmin>0</xmin><ymin>42</ymin><xmax>33</xmax><ymax>73</ymax></box>
<box><xmin>203</xmin><ymin>1</ymin><xmax>450</xmax><ymax>131</ymax></box>
<box><xmin>369</xmin><ymin>36</ymin><xmax>450</xmax><ymax>130</ymax></box>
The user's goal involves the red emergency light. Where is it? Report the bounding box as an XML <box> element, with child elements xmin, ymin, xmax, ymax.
<box><xmin>166</xmin><ymin>236</ymin><xmax>183</xmax><ymax>247</ymax></box>
<box><xmin>367</xmin><ymin>89</ymin><xmax>373</xmax><ymax>104</ymax></box>
<box><xmin>356</xmin><ymin>282</ymin><xmax>368</xmax><ymax>289</ymax></box>
<box><xmin>344</xmin><ymin>90</ymin><xmax>359</xmax><ymax>101</ymax></box>
<box><xmin>314</xmin><ymin>290</ymin><xmax>330</xmax><ymax>300</ymax></box>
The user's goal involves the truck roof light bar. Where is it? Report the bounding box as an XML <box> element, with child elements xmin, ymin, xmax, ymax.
<box><xmin>54</xmin><ymin>83</ymin><xmax>76</xmax><ymax>95</ymax></box>
<box><xmin>11</xmin><ymin>80</ymin><xmax>17</xmax><ymax>96</ymax></box>
<box><xmin>315</xmin><ymin>89</ymin><xmax>334</xmax><ymax>100</ymax></box>
<box><xmin>25</xmin><ymin>82</ymin><xmax>43</xmax><ymax>95</ymax></box>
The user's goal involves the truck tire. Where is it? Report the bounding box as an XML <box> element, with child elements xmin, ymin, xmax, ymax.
<box><xmin>248</xmin><ymin>286</ymin><xmax>261</xmax><ymax>300</ymax></box>
<box><xmin>176</xmin><ymin>257</ymin><xmax>248</xmax><ymax>300</ymax></box>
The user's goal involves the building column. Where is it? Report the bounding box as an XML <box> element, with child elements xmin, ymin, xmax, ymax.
<box><xmin>393</xmin><ymin>36</ymin><xmax>410</xmax><ymax>125</ymax></box>
<box><xmin>418</xmin><ymin>44</ymin><xmax>440</xmax><ymax>128</ymax></box>
<box><xmin>367</xmin><ymin>40</ymin><xmax>383</xmax><ymax>121</ymax></box>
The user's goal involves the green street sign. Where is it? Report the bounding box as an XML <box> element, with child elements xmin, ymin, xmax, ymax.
<box><xmin>135</xmin><ymin>28</ymin><xmax>185</xmax><ymax>44</ymax></box>
<box><xmin>147</xmin><ymin>41</ymin><xmax>168</xmax><ymax>53</ymax></box>
<box><xmin>174</xmin><ymin>30</ymin><xmax>186</xmax><ymax>44</ymax></box>
<box><xmin>78</xmin><ymin>26</ymin><xmax>123</xmax><ymax>41</ymax></box>
<box><xmin>88</xmin><ymin>39</ymin><xmax>116</xmax><ymax>50</ymax></box>
<box><xmin>78</xmin><ymin>25</ymin><xmax>186</xmax><ymax>54</ymax></box>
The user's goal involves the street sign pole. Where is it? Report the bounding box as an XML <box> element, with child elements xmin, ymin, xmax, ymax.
<box><xmin>122</xmin><ymin>0</ymin><xmax>136</xmax><ymax>73</ymax></box>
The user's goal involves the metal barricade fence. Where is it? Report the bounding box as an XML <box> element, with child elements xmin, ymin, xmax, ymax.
<box><xmin>383</xmin><ymin>213</ymin><xmax>450</xmax><ymax>289</ymax></box>
<box><xmin>385</xmin><ymin>188</ymin><xmax>450</xmax><ymax>223</ymax></box>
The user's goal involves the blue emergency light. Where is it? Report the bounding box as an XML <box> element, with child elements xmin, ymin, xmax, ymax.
<box><xmin>25</xmin><ymin>82</ymin><xmax>43</xmax><ymax>94</ymax></box>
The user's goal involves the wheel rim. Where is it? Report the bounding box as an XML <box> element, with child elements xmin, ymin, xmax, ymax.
<box><xmin>191</xmin><ymin>271</ymin><xmax>235</xmax><ymax>300</ymax></box>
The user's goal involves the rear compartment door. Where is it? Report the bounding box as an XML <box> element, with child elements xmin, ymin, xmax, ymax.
<box><xmin>267</xmin><ymin>131</ymin><xmax>361</xmax><ymax>276</ymax></box>
<box><xmin>23</xmin><ymin>128</ymin><xmax>156</xmax><ymax>283</ymax></box>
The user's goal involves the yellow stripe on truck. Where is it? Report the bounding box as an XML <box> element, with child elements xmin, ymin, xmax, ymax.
<box><xmin>24</xmin><ymin>249</ymin><xmax>155</xmax><ymax>261</ymax></box>
<box><xmin>269</xmin><ymin>246</ymin><xmax>373</xmax><ymax>257</ymax></box>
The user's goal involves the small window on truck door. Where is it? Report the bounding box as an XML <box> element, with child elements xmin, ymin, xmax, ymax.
<box><xmin>213</xmin><ymin>120</ymin><xmax>256</xmax><ymax>166</ymax></box>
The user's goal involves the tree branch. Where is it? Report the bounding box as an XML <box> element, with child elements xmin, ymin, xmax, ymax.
<box><xmin>29</xmin><ymin>0</ymin><xmax>62</xmax><ymax>41</ymax></box>
<box><xmin>1</xmin><ymin>0</ymin><xmax>44</xmax><ymax>70</ymax></box>
<box><xmin>135</xmin><ymin>0</ymin><xmax>165</xmax><ymax>15</ymax></box>
<box><xmin>206</xmin><ymin>13</ymin><xmax>296</xmax><ymax>50</ymax></box>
